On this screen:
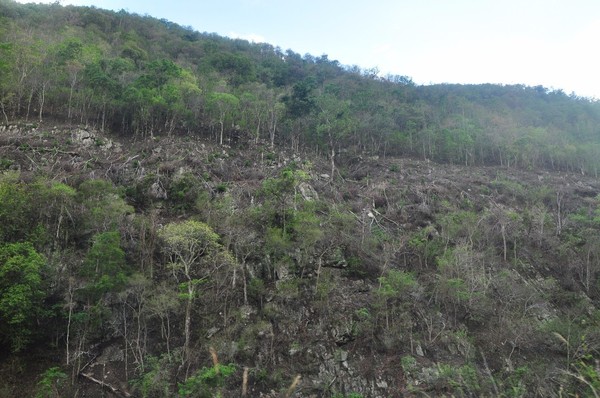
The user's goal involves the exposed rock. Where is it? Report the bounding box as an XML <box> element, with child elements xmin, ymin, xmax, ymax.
<box><xmin>239</xmin><ymin>304</ymin><xmax>256</xmax><ymax>319</ymax></box>
<box><xmin>298</xmin><ymin>182</ymin><xmax>319</xmax><ymax>201</ymax></box>
<box><xmin>71</xmin><ymin>128</ymin><xmax>120</xmax><ymax>152</ymax></box>
<box><xmin>148</xmin><ymin>181</ymin><xmax>168</xmax><ymax>199</ymax></box>
<box><xmin>415</xmin><ymin>344</ymin><xmax>424</xmax><ymax>357</ymax></box>
<box><xmin>206</xmin><ymin>326</ymin><xmax>220</xmax><ymax>338</ymax></box>
<box><xmin>95</xmin><ymin>345</ymin><xmax>124</xmax><ymax>365</ymax></box>
<box><xmin>72</xmin><ymin>129</ymin><xmax>95</xmax><ymax>147</ymax></box>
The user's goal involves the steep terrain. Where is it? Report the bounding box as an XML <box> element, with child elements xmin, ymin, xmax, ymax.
<box><xmin>1</xmin><ymin>121</ymin><xmax>600</xmax><ymax>397</ymax></box>
<box><xmin>2</xmin><ymin>1</ymin><xmax>600</xmax><ymax>397</ymax></box>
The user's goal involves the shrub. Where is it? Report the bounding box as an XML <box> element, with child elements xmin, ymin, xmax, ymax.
<box><xmin>35</xmin><ymin>367</ymin><xmax>67</xmax><ymax>398</ymax></box>
<box><xmin>0</xmin><ymin>242</ymin><xmax>46</xmax><ymax>351</ymax></box>
<box><xmin>178</xmin><ymin>363</ymin><xmax>236</xmax><ymax>398</ymax></box>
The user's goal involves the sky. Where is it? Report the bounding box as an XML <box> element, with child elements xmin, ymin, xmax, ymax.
<box><xmin>15</xmin><ymin>0</ymin><xmax>600</xmax><ymax>99</ymax></box>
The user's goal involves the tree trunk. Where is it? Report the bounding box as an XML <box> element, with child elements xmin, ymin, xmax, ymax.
<box><xmin>65</xmin><ymin>279</ymin><xmax>74</xmax><ymax>365</ymax></box>
<box><xmin>255</xmin><ymin>114</ymin><xmax>262</xmax><ymax>144</ymax></box>
<box><xmin>556</xmin><ymin>192</ymin><xmax>563</xmax><ymax>236</ymax></box>
<box><xmin>101</xmin><ymin>101</ymin><xmax>106</xmax><ymax>132</ymax></box>
<box><xmin>330</xmin><ymin>146</ymin><xmax>335</xmax><ymax>182</ymax></box>
<box><xmin>68</xmin><ymin>73</ymin><xmax>77</xmax><ymax>120</ymax></box>
<box><xmin>26</xmin><ymin>88</ymin><xmax>34</xmax><ymax>121</ymax></box>
<box><xmin>268</xmin><ymin>107</ymin><xmax>278</xmax><ymax>149</ymax></box>
<box><xmin>501</xmin><ymin>224</ymin><xmax>507</xmax><ymax>262</ymax></box>
<box><xmin>219</xmin><ymin>116</ymin><xmax>224</xmax><ymax>145</ymax></box>
<box><xmin>329</xmin><ymin>134</ymin><xmax>335</xmax><ymax>182</ymax></box>
<box><xmin>242</xmin><ymin>260</ymin><xmax>248</xmax><ymax>306</ymax></box>
<box><xmin>38</xmin><ymin>82</ymin><xmax>46</xmax><ymax>123</ymax></box>
<box><xmin>0</xmin><ymin>101</ymin><xmax>8</xmax><ymax>124</ymax></box>
<box><xmin>183</xmin><ymin>281</ymin><xmax>194</xmax><ymax>365</ymax></box>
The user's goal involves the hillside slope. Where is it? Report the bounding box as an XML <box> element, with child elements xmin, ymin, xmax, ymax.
<box><xmin>1</xmin><ymin>0</ymin><xmax>600</xmax><ymax>172</ymax></box>
<box><xmin>1</xmin><ymin>121</ymin><xmax>600</xmax><ymax>397</ymax></box>
<box><xmin>2</xmin><ymin>1</ymin><xmax>600</xmax><ymax>397</ymax></box>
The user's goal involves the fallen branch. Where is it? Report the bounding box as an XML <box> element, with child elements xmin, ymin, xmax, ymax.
<box><xmin>79</xmin><ymin>372</ymin><xmax>132</xmax><ymax>397</ymax></box>
<box><xmin>284</xmin><ymin>375</ymin><xmax>301</xmax><ymax>398</ymax></box>
<box><xmin>77</xmin><ymin>353</ymin><xmax>98</xmax><ymax>374</ymax></box>
<box><xmin>123</xmin><ymin>154</ymin><xmax>139</xmax><ymax>165</ymax></box>
<box><xmin>15</xmin><ymin>142</ymin><xmax>80</xmax><ymax>156</ymax></box>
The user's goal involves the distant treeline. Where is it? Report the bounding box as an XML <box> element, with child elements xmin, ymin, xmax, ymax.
<box><xmin>1</xmin><ymin>0</ymin><xmax>600</xmax><ymax>173</ymax></box>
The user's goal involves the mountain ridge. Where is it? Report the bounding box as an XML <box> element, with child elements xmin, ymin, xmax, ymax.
<box><xmin>1</xmin><ymin>0</ymin><xmax>600</xmax><ymax>173</ymax></box>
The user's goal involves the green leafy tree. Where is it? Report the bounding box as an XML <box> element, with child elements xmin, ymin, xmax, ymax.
<box><xmin>0</xmin><ymin>242</ymin><xmax>45</xmax><ymax>351</ymax></box>
<box><xmin>31</xmin><ymin>180</ymin><xmax>77</xmax><ymax>249</ymax></box>
<box><xmin>260</xmin><ymin>167</ymin><xmax>310</xmax><ymax>238</ymax></box>
<box><xmin>0</xmin><ymin>39</ymin><xmax>15</xmax><ymax>123</ymax></box>
<box><xmin>565</xmin><ymin>197</ymin><xmax>600</xmax><ymax>293</ymax></box>
<box><xmin>282</xmin><ymin>78</ymin><xmax>316</xmax><ymax>152</ymax></box>
<box><xmin>82</xmin><ymin>59</ymin><xmax>121</xmax><ymax>130</ymax></box>
<box><xmin>238</xmin><ymin>89</ymin><xmax>263</xmax><ymax>142</ymax></box>
<box><xmin>207</xmin><ymin>91</ymin><xmax>240</xmax><ymax>145</ymax></box>
<box><xmin>438</xmin><ymin>209</ymin><xmax>481</xmax><ymax>250</ymax></box>
<box><xmin>290</xmin><ymin>201</ymin><xmax>324</xmax><ymax>268</ymax></box>
<box><xmin>159</xmin><ymin>220</ymin><xmax>233</xmax><ymax>364</ymax></box>
<box><xmin>123</xmin><ymin>59</ymin><xmax>201</xmax><ymax>136</ymax></box>
<box><xmin>208</xmin><ymin>50</ymin><xmax>255</xmax><ymax>86</ymax></box>
<box><xmin>376</xmin><ymin>269</ymin><xmax>417</xmax><ymax>330</ymax></box>
<box><xmin>0</xmin><ymin>172</ymin><xmax>33</xmax><ymax>244</ymax></box>
<box><xmin>283</xmin><ymin>78</ymin><xmax>316</xmax><ymax>118</ymax></box>
<box><xmin>77</xmin><ymin>179</ymin><xmax>133</xmax><ymax>235</ymax></box>
<box><xmin>6</xmin><ymin>31</ymin><xmax>44</xmax><ymax>120</ymax></box>
<box><xmin>315</xmin><ymin>93</ymin><xmax>354</xmax><ymax>180</ymax></box>
<box><xmin>80</xmin><ymin>231</ymin><xmax>128</xmax><ymax>300</ymax></box>
<box><xmin>408</xmin><ymin>226</ymin><xmax>444</xmax><ymax>268</ymax></box>
<box><xmin>132</xmin><ymin>353</ymin><xmax>175</xmax><ymax>398</ymax></box>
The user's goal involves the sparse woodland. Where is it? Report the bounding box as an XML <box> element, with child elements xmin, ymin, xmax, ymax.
<box><xmin>2</xmin><ymin>1</ymin><xmax>600</xmax><ymax>397</ymax></box>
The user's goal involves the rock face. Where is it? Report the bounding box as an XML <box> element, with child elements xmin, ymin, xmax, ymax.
<box><xmin>0</xmin><ymin>124</ymin><xmax>28</xmax><ymax>133</ymax></box>
<box><xmin>72</xmin><ymin>129</ymin><xmax>96</xmax><ymax>147</ymax></box>
<box><xmin>298</xmin><ymin>182</ymin><xmax>319</xmax><ymax>201</ymax></box>
<box><xmin>149</xmin><ymin>181</ymin><xmax>168</xmax><ymax>199</ymax></box>
<box><xmin>72</xmin><ymin>128</ymin><xmax>120</xmax><ymax>152</ymax></box>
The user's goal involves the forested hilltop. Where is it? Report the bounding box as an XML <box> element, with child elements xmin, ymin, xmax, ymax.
<box><xmin>3</xmin><ymin>1</ymin><xmax>600</xmax><ymax>397</ymax></box>
<box><xmin>2</xmin><ymin>0</ymin><xmax>600</xmax><ymax>172</ymax></box>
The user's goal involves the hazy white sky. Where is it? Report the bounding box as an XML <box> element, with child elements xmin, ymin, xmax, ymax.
<box><xmin>15</xmin><ymin>0</ymin><xmax>600</xmax><ymax>98</ymax></box>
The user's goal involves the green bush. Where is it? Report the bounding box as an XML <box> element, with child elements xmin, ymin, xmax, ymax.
<box><xmin>80</xmin><ymin>231</ymin><xmax>128</xmax><ymax>299</ymax></box>
<box><xmin>215</xmin><ymin>182</ymin><xmax>228</xmax><ymax>193</ymax></box>
<box><xmin>0</xmin><ymin>242</ymin><xmax>46</xmax><ymax>351</ymax></box>
<box><xmin>401</xmin><ymin>355</ymin><xmax>417</xmax><ymax>374</ymax></box>
<box><xmin>35</xmin><ymin>366</ymin><xmax>67</xmax><ymax>398</ymax></box>
<box><xmin>168</xmin><ymin>173</ymin><xmax>201</xmax><ymax>212</ymax></box>
<box><xmin>343</xmin><ymin>256</ymin><xmax>367</xmax><ymax>278</ymax></box>
<box><xmin>132</xmin><ymin>353</ymin><xmax>178</xmax><ymax>398</ymax></box>
<box><xmin>178</xmin><ymin>363</ymin><xmax>236</xmax><ymax>398</ymax></box>
<box><xmin>0</xmin><ymin>158</ymin><xmax>13</xmax><ymax>170</ymax></box>
<box><xmin>0</xmin><ymin>172</ymin><xmax>32</xmax><ymax>243</ymax></box>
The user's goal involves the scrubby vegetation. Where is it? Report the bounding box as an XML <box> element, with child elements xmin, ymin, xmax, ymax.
<box><xmin>2</xmin><ymin>1</ymin><xmax>600</xmax><ymax>397</ymax></box>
